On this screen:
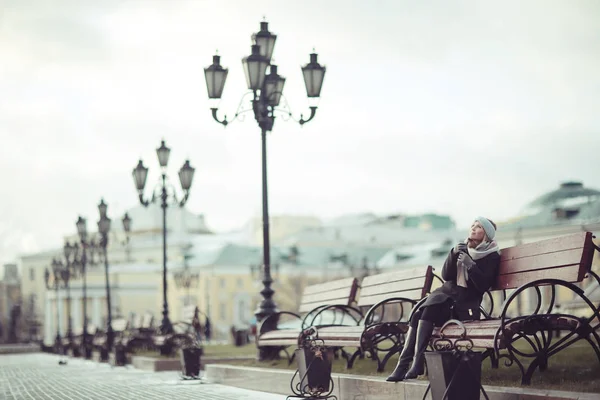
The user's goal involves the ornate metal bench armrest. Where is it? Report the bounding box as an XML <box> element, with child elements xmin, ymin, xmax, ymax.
<box><xmin>363</xmin><ymin>297</ymin><xmax>418</xmax><ymax>327</ymax></box>
<box><xmin>258</xmin><ymin>311</ymin><xmax>301</xmax><ymax>335</ymax></box>
<box><xmin>498</xmin><ymin>278</ymin><xmax>587</xmax><ymax>321</ymax></box>
<box><xmin>301</xmin><ymin>305</ymin><xmax>363</xmax><ymax>330</ymax></box>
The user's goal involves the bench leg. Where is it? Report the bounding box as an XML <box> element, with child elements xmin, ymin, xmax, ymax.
<box><xmin>369</xmin><ymin>349</ymin><xmax>384</xmax><ymax>372</ymax></box>
<box><xmin>281</xmin><ymin>348</ymin><xmax>294</xmax><ymax>366</ymax></box>
<box><xmin>345</xmin><ymin>349</ymin><xmax>361</xmax><ymax>369</ymax></box>
<box><xmin>379</xmin><ymin>347</ymin><xmax>401</xmax><ymax>372</ymax></box>
<box><xmin>257</xmin><ymin>346</ymin><xmax>282</xmax><ymax>361</ymax></box>
<box><xmin>538</xmin><ymin>353</ymin><xmax>548</xmax><ymax>372</ymax></box>
<box><xmin>484</xmin><ymin>348</ymin><xmax>499</xmax><ymax>369</ymax></box>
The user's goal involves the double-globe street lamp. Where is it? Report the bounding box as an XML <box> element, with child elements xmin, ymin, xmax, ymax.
<box><xmin>69</xmin><ymin>218</ymin><xmax>102</xmax><ymax>359</ymax></box>
<box><xmin>122</xmin><ymin>212</ymin><xmax>132</xmax><ymax>262</ymax></box>
<box><xmin>203</xmin><ymin>21</ymin><xmax>326</xmax><ymax>354</ymax></box>
<box><xmin>95</xmin><ymin>198</ymin><xmax>115</xmax><ymax>358</ymax></box>
<box><xmin>50</xmin><ymin>256</ymin><xmax>74</xmax><ymax>354</ymax></box>
<box><xmin>64</xmin><ymin>203</ymin><xmax>124</xmax><ymax>359</ymax></box>
<box><xmin>174</xmin><ymin>266</ymin><xmax>199</xmax><ymax>307</ymax></box>
<box><xmin>132</xmin><ymin>140</ymin><xmax>196</xmax><ymax>334</ymax></box>
<box><xmin>44</xmin><ymin>259</ymin><xmax>70</xmax><ymax>358</ymax></box>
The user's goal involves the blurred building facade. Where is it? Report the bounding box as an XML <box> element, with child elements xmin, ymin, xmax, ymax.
<box><xmin>19</xmin><ymin>181</ymin><xmax>600</xmax><ymax>345</ymax></box>
<box><xmin>19</xmin><ymin>203</ymin><xmax>456</xmax><ymax>343</ymax></box>
<box><xmin>0</xmin><ymin>264</ymin><xmax>22</xmax><ymax>343</ymax></box>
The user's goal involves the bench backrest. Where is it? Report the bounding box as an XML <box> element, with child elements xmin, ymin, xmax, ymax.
<box><xmin>298</xmin><ymin>277</ymin><xmax>359</xmax><ymax>314</ymax></box>
<box><xmin>112</xmin><ymin>318</ymin><xmax>128</xmax><ymax>332</ymax></box>
<box><xmin>494</xmin><ymin>232</ymin><xmax>595</xmax><ymax>290</ymax></box>
<box><xmin>141</xmin><ymin>312</ymin><xmax>154</xmax><ymax>328</ymax></box>
<box><xmin>131</xmin><ymin>314</ymin><xmax>142</xmax><ymax>329</ymax></box>
<box><xmin>358</xmin><ymin>265</ymin><xmax>434</xmax><ymax>308</ymax></box>
<box><xmin>181</xmin><ymin>304</ymin><xmax>197</xmax><ymax>323</ymax></box>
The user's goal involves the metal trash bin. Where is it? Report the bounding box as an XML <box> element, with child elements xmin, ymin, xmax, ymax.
<box><xmin>425</xmin><ymin>350</ymin><xmax>483</xmax><ymax>400</ymax></box>
<box><xmin>180</xmin><ymin>347</ymin><xmax>203</xmax><ymax>378</ymax></box>
<box><xmin>234</xmin><ymin>329</ymin><xmax>249</xmax><ymax>346</ymax></box>
<box><xmin>425</xmin><ymin>319</ymin><xmax>488</xmax><ymax>400</ymax></box>
<box><xmin>289</xmin><ymin>335</ymin><xmax>336</xmax><ymax>400</ymax></box>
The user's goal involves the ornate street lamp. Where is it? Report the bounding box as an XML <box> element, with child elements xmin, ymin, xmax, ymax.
<box><xmin>44</xmin><ymin>263</ymin><xmax>64</xmax><ymax>360</ymax></box>
<box><xmin>96</xmin><ymin>198</ymin><xmax>114</xmax><ymax>358</ymax></box>
<box><xmin>132</xmin><ymin>141</ymin><xmax>196</xmax><ymax>334</ymax></box>
<box><xmin>52</xmin><ymin>256</ymin><xmax>73</xmax><ymax>353</ymax></box>
<box><xmin>174</xmin><ymin>266</ymin><xmax>199</xmax><ymax>307</ymax></box>
<box><xmin>122</xmin><ymin>212</ymin><xmax>132</xmax><ymax>262</ymax></box>
<box><xmin>204</xmin><ymin>21</ymin><xmax>325</xmax><ymax>359</ymax></box>
<box><xmin>66</xmin><ymin>216</ymin><xmax>102</xmax><ymax>359</ymax></box>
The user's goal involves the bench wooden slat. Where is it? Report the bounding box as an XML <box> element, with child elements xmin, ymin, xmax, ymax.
<box><xmin>360</xmin><ymin>276</ymin><xmax>433</xmax><ymax>298</ymax></box>
<box><xmin>303</xmin><ymin>277</ymin><xmax>357</xmax><ymax>295</ymax></box>
<box><xmin>112</xmin><ymin>319</ymin><xmax>128</xmax><ymax>332</ymax></box>
<box><xmin>361</xmin><ymin>266</ymin><xmax>431</xmax><ymax>287</ymax></box>
<box><xmin>141</xmin><ymin>313</ymin><xmax>154</xmax><ymax>328</ymax></box>
<box><xmin>131</xmin><ymin>315</ymin><xmax>142</xmax><ymax>329</ymax></box>
<box><xmin>259</xmin><ymin>330</ymin><xmax>301</xmax><ymax>339</ymax></box>
<box><xmin>258</xmin><ymin>339</ymin><xmax>298</xmax><ymax>346</ymax></box>
<box><xmin>359</xmin><ymin>289</ymin><xmax>424</xmax><ymax>307</ymax></box>
<box><xmin>499</xmin><ymin>232</ymin><xmax>590</xmax><ymax>261</ymax></box>
<box><xmin>499</xmin><ymin>249</ymin><xmax>585</xmax><ymax>277</ymax></box>
<box><xmin>490</xmin><ymin>232</ymin><xmax>594</xmax><ymax>290</ymax></box>
<box><xmin>300</xmin><ymin>287</ymin><xmax>359</xmax><ymax>308</ymax></box>
<box><xmin>495</xmin><ymin>265</ymin><xmax>584</xmax><ymax>290</ymax></box>
<box><xmin>318</xmin><ymin>340</ymin><xmax>362</xmax><ymax>347</ymax></box>
<box><xmin>313</xmin><ymin>326</ymin><xmax>365</xmax><ymax>334</ymax></box>
<box><xmin>298</xmin><ymin>278</ymin><xmax>358</xmax><ymax>313</ymax></box>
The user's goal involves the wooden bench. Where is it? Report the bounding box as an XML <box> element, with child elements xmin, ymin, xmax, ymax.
<box><xmin>430</xmin><ymin>231</ymin><xmax>599</xmax><ymax>385</ymax></box>
<box><xmin>152</xmin><ymin>306</ymin><xmax>200</xmax><ymax>355</ymax></box>
<box><xmin>302</xmin><ymin>265</ymin><xmax>436</xmax><ymax>372</ymax></box>
<box><xmin>91</xmin><ymin>318</ymin><xmax>129</xmax><ymax>359</ymax></box>
<box><xmin>70</xmin><ymin>324</ymin><xmax>97</xmax><ymax>357</ymax></box>
<box><xmin>119</xmin><ymin>312</ymin><xmax>155</xmax><ymax>353</ymax></box>
<box><xmin>256</xmin><ymin>277</ymin><xmax>360</xmax><ymax>363</ymax></box>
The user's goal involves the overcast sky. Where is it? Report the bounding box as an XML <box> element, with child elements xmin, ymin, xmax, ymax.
<box><xmin>1</xmin><ymin>0</ymin><xmax>599</xmax><ymax>263</ymax></box>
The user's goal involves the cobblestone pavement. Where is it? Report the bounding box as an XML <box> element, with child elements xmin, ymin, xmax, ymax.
<box><xmin>0</xmin><ymin>354</ymin><xmax>287</xmax><ymax>400</ymax></box>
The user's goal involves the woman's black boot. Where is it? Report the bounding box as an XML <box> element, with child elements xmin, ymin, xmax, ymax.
<box><xmin>404</xmin><ymin>320</ymin><xmax>434</xmax><ymax>379</ymax></box>
<box><xmin>385</xmin><ymin>326</ymin><xmax>417</xmax><ymax>382</ymax></box>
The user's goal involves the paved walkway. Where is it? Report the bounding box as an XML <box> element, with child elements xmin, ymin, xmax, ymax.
<box><xmin>0</xmin><ymin>354</ymin><xmax>287</xmax><ymax>400</ymax></box>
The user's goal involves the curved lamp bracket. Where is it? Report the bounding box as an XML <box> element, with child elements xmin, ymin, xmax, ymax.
<box><xmin>210</xmin><ymin>91</ymin><xmax>255</xmax><ymax>127</ymax></box>
<box><xmin>272</xmin><ymin>93</ymin><xmax>318</xmax><ymax>126</ymax></box>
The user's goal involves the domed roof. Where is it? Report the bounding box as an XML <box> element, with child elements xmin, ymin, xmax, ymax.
<box><xmin>528</xmin><ymin>182</ymin><xmax>600</xmax><ymax>208</ymax></box>
<box><xmin>126</xmin><ymin>202</ymin><xmax>212</xmax><ymax>234</ymax></box>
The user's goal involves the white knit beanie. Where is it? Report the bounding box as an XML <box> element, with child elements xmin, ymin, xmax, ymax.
<box><xmin>476</xmin><ymin>217</ymin><xmax>496</xmax><ymax>240</ymax></box>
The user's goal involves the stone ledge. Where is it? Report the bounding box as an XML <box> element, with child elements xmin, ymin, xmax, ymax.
<box><xmin>130</xmin><ymin>355</ymin><xmax>255</xmax><ymax>372</ymax></box>
<box><xmin>0</xmin><ymin>344</ymin><xmax>40</xmax><ymax>355</ymax></box>
<box><xmin>204</xmin><ymin>364</ymin><xmax>598</xmax><ymax>400</ymax></box>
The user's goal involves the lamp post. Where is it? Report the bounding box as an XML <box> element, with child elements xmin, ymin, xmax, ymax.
<box><xmin>174</xmin><ymin>266</ymin><xmax>199</xmax><ymax>307</ymax></box>
<box><xmin>52</xmin><ymin>256</ymin><xmax>73</xmax><ymax>353</ymax></box>
<box><xmin>96</xmin><ymin>198</ymin><xmax>114</xmax><ymax>358</ymax></box>
<box><xmin>132</xmin><ymin>141</ymin><xmax>196</xmax><ymax>334</ymax></box>
<box><xmin>66</xmin><ymin>217</ymin><xmax>102</xmax><ymax>359</ymax></box>
<box><xmin>122</xmin><ymin>213</ymin><xmax>132</xmax><ymax>262</ymax></box>
<box><xmin>44</xmin><ymin>263</ymin><xmax>64</xmax><ymax>357</ymax></box>
<box><xmin>204</xmin><ymin>21</ymin><xmax>326</xmax><ymax>358</ymax></box>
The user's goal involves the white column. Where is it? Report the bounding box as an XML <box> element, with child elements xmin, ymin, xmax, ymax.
<box><xmin>44</xmin><ymin>295</ymin><xmax>53</xmax><ymax>345</ymax></box>
<box><xmin>57</xmin><ymin>295</ymin><xmax>64</xmax><ymax>336</ymax></box>
<box><xmin>93</xmin><ymin>296</ymin><xmax>102</xmax><ymax>327</ymax></box>
<box><xmin>72</xmin><ymin>294</ymin><xmax>81</xmax><ymax>331</ymax></box>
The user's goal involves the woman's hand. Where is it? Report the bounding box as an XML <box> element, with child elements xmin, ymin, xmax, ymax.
<box><xmin>457</xmin><ymin>252</ymin><xmax>475</xmax><ymax>271</ymax></box>
<box><xmin>454</xmin><ymin>242</ymin><xmax>468</xmax><ymax>253</ymax></box>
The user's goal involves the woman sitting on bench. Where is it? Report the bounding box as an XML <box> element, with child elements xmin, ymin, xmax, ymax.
<box><xmin>386</xmin><ymin>216</ymin><xmax>501</xmax><ymax>382</ymax></box>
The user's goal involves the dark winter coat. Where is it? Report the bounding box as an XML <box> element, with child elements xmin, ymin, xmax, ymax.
<box><xmin>420</xmin><ymin>246</ymin><xmax>501</xmax><ymax>321</ymax></box>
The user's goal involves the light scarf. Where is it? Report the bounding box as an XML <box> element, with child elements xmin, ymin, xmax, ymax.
<box><xmin>457</xmin><ymin>238</ymin><xmax>500</xmax><ymax>287</ymax></box>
